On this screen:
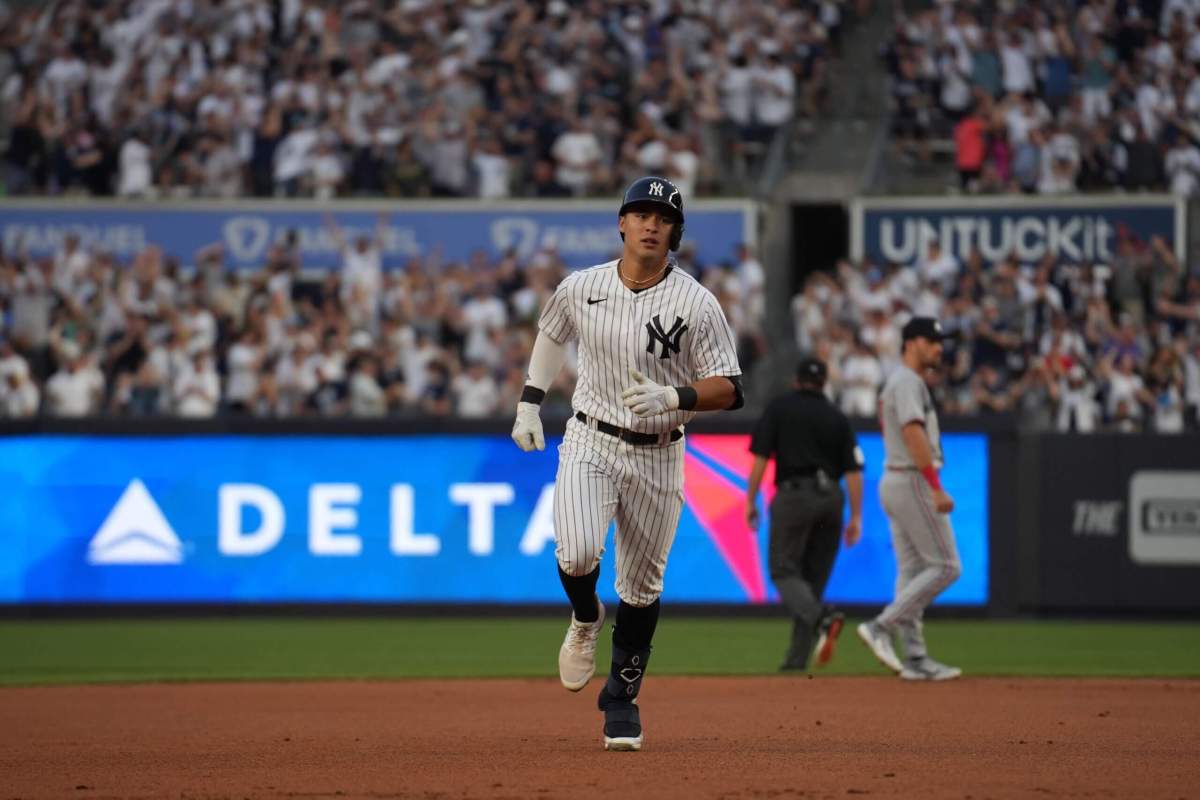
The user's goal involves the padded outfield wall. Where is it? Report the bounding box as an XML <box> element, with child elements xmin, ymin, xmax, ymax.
<box><xmin>2</xmin><ymin>417</ymin><xmax>1194</xmax><ymax>614</ymax></box>
<box><xmin>0</xmin><ymin>419</ymin><xmax>987</xmax><ymax>608</ymax></box>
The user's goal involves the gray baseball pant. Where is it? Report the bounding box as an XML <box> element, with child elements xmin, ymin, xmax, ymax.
<box><xmin>877</xmin><ymin>470</ymin><xmax>962</xmax><ymax>660</ymax></box>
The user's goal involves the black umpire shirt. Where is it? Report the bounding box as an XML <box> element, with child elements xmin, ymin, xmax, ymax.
<box><xmin>749</xmin><ymin>389</ymin><xmax>862</xmax><ymax>483</ymax></box>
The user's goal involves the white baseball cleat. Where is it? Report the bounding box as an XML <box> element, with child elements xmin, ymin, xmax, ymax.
<box><xmin>558</xmin><ymin>600</ymin><xmax>606</xmax><ymax>691</ymax></box>
<box><xmin>601</xmin><ymin>695</ymin><xmax>642</xmax><ymax>751</ymax></box>
<box><xmin>857</xmin><ymin>621</ymin><xmax>903</xmax><ymax>673</ymax></box>
<box><xmin>603</xmin><ymin>734</ymin><xmax>643</xmax><ymax>752</ymax></box>
<box><xmin>900</xmin><ymin>656</ymin><xmax>962</xmax><ymax>681</ymax></box>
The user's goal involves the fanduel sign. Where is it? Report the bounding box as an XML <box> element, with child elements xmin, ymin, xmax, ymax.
<box><xmin>0</xmin><ymin>201</ymin><xmax>750</xmax><ymax>270</ymax></box>
<box><xmin>853</xmin><ymin>197</ymin><xmax>1181</xmax><ymax>265</ymax></box>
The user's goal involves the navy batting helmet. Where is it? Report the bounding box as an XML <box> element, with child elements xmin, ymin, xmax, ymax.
<box><xmin>619</xmin><ymin>176</ymin><xmax>685</xmax><ymax>251</ymax></box>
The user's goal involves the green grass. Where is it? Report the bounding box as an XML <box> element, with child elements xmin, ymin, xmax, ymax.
<box><xmin>0</xmin><ymin>618</ymin><xmax>1198</xmax><ymax>686</ymax></box>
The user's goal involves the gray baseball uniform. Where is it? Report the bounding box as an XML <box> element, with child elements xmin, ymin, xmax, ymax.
<box><xmin>539</xmin><ymin>259</ymin><xmax>741</xmax><ymax>605</ymax></box>
<box><xmin>876</xmin><ymin>365</ymin><xmax>961</xmax><ymax>658</ymax></box>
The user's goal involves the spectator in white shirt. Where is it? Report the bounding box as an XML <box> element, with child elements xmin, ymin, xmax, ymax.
<box><xmin>45</xmin><ymin>341</ymin><xmax>103</xmax><ymax>417</ymax></box>
<box><xmin>752</xmin><ymin>52</ymin><xmax>796</xmax><ymax>131</ymax></box>
<box><xmin>917</xmin><ymin>239</ymin><xmax>960</xmax><ymax>294</ymax></box>
<box><xmin>349</xmin><ymin>357</ymin><xmax>388</xmax><ymax>417</ymax></box>
<box><xmin>1104</xmin><ymin>354</ymin><xmax>1145</xmax><ymax>420</ymax></box>
<box><xmin>1165</xmin><ymin>136</ymin><xmax>1200</xmax><ymax>196</ymax></box>
<box><xmin>326</xmin><ymin>213</ymin><xmax>384</xmax><ymax>310</ymax></box>
<box><xmin>1053</xmin><ymin>365</ymin><xmax>1101</xmax><ymax>432</ymax></box>
<box><xmin>180</xmin><ymin>292</ymin><xmax>218</xmax><ymax>355</ymax></box>
<box><xmin>460</xmin><ymin>282</ymin><xmax>508</xmax><ymax>365</ymax></box>
<box><xmin>225</xmin><ymin>328</ymin><xmax>263</xmax><ymax>413</ymax></box>
<box><xmin>0</xmin><ymin>339</ymin><xmax>28</xmax><ymax>386</ymax></box>
<box><xmin>53</xmin><ymin>234</ymin><xmax>90</xmax><ymax>298</ymax></box>
<box><xmin>666</xmin><ymin>133</ymin><xmax>700</xmax><ymax>198</ymax></box>
<box><xmin>839</xmin><ymin>338</ymin><xmax>883</xmax><ymax>417</ymax></box>
<box><xmin>308</xmin><ymin>136</ymin><xmax>344</xmax><ymax>200</ymax></box>
<box><xmin>551</xmin><ymin>116</ymin><xmax>604</xmax><ymax>196</ymax></box>
<box><xmin>2</xmin><ymin>360</ymin><xmax>40</xmax><ymax>417</ymax></box>
<box><xmin>174</xmin><ymin>350</ymin><xmax>221</xmax><ymax>417</ymax></box>
<box><xmin>1000</xmin><ymin>32</ymin><xmax>1035</xmax><ymax>95</ymax></box>
<box><xmin>453</xmin><ymin>361</ymin><xmax>499</xmax><ymax>418</ymax></box>
<box><xmin>471</xmin><ymin>137</ymin><xmax>512</xmax><ymax>199</ymax></box>
<box><xmin>314</xmin><ymin>332</ymin><xmax>348</xmax><ymax>386</ymax></box>
<box><xmin>720</xmin><ymin>54</ymin><xmax>754</xmax><ymax>134</ymax></box>
<box><xmin>275</xmin><ymin>335</ymin><xmax>319</xmax><ymax>415</ymax></box>
<box><xmin>118</xmin><ymin>129</ymin><xmax>154</xmax><ymax>198</ymax></box>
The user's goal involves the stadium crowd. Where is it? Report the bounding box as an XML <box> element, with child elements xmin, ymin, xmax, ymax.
<box><xmin>794</xmin><ymin>234</ymin><xmax>1200</xmax><ymax>433</ymax></box>
<box><xmin>0</xmin><ymin>229</ymin><xmax>767</xmax><ymax>420</ymax></box>
<box><xmin>0</xmin><ymin>0</ymin><xmax>842</xmax><ymax>199</ymax></box>
<box><xmin>884</xmin><ymin>0</ymin><xmax>1200</xmax><ymax>195</ymax></box>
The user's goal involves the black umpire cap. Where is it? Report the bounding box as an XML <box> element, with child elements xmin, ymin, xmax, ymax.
<box><xmin>796</xmin><ymin>355</ymin><xmax>828</xmax><ymax>385</ymax></box>
<box><xmin>901</xmin><ymin>316</ymin><xmax>946</xmax><ymax>343</ymax></box>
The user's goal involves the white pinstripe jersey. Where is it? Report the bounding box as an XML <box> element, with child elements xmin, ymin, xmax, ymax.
<box><xmin>538</xmin><ymin>259</ymin><xmax>742</xmax><ymax>433</ymax></box>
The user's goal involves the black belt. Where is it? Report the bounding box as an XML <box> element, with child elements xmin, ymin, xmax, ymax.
<box><xmin>575</xmin><ymin>411</ymin><xmax>683</xmax><ymax>446</ymax></box>
<box><xmin>778</xmin><ymin>473</ymin><xmax>820</xmax><ymax>490</ymax></box>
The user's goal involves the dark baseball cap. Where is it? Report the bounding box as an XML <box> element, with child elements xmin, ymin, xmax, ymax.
<box><xmin>901</xmin><ymin>316</ymin><xmax>946</xmax><ymax>342</ymax></box>
<box><xmin>796</xmin><ymin>355</ymin><xmax>827</xmax><ymax>384</ymax></box>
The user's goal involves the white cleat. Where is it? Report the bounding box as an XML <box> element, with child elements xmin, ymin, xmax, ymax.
<box><xmin>558</xmin><ymin>600</ymin><xmax>606</xmax><ymax>691</ymax></box>
<box><xmin>857</xmin><ymin>621</ymin><xmax>903</xmax><ymax>674</ymax></box>
<box><xmin>603</xmin><ymin>734</ymin><xmax>643</xmax><ymax>752</ymax></box>
<box><xmin>900</xmin><ymin>656</ymin><xmax>962</xmax><ymax>681</ymax></box>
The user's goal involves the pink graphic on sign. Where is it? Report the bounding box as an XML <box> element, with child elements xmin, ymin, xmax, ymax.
<box><xmin>682</xmin><ymin>435</ymin><xmax>774</xmax><ymax>602</ymax></box>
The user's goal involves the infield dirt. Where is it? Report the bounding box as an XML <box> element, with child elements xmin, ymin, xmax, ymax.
<box><xmin>1</xmin><ymin>676</ymin><xmax>1196</xmax><ymax>799</ymax></box>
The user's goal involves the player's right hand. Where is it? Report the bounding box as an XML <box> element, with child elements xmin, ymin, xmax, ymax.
<box><xmin>933</xmin><ymin>489</ymin><xmax>955</xmax><ymax>514</ymax></box>
<box><xmin>511</xmin><ymin>401</ymin><xmax>545</xmax><ymax>452</ymax></box>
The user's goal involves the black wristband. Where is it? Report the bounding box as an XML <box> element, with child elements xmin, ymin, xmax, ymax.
<box><xmin>520</xmin><ymin>385</ymin><xmax>546</xmax><ymax>405</ymax></box>
<box><xmin>674</xmin><ymin>386</ymin><xmax>698</xmax><ymax>411</ymax></box>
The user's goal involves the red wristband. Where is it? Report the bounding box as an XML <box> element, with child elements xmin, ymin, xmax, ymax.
<box><xmin>920</xmin><ymin>465</ymin><xmax>942</xmax><ymax>492</ymax></box>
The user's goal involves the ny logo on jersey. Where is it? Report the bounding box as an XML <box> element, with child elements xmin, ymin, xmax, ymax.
<box><xmin>646</xmin><ymin>314</ymin><xmax>688</xmax><ymax>359</ymax></box>
<box><xmin>648</xmin><ymin>181</ymin><xmax>664</xmax><ymax>196</ymax></box>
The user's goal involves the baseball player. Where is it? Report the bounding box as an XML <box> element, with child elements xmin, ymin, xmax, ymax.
<box><xmin>511</xmin><ymin>176</ymin><xmax>744</xmax><ymax>751</ymax></box>
<box><xmin>857</xmin><ymin>317</ymin><xmax>963</xmax><ymax>681</ymax></box>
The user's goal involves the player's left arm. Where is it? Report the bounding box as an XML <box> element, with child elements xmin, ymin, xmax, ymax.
<box><xmin>688</xmin><ymin>294</ymin><xmax>744</xmax><ymax>411</ymax></box>
<box><xmin>622</xmin><ymin>295</ymin><xmax>744</xmax><ymax>416</ymax></box>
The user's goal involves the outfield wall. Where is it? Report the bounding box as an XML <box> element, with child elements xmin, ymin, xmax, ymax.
<box><xmin>1</xmin><ymin>419</ymin><xmax>1195</xmax><ymax>613</ymax></box>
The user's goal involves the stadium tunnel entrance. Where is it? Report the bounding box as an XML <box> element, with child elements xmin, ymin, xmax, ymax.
<box><xmin>790</xmin><ymin>203</ymin><xmax>849</xmax><ymax>295</ymax></box>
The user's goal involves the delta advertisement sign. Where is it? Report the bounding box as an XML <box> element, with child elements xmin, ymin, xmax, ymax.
<box><xmin>851</xmin><ymin>196</ymin><xmax>1184</xmax><ymax>266</ymax></box>
<box><xmin>0</xmin><ymin>433</ymin><xmax>988</xmax><ymax>605</ymax></box>
<box><xmin>0</xmin><ymin>200</ymin><xmax>752</xmax><ymax>270</ymax></box>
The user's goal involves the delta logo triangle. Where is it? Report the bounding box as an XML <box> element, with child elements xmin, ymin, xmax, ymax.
<box><xmin>87</xmin><ymin>479</ymin><xmax>184</xmax><ymax>565</ymax></box>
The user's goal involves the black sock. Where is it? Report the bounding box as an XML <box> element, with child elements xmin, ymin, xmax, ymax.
<box><xmin>602</xmin><ymin>599</ymin><xmax>661</xmax><ymax>702</ymax></box>
<box><xmin>558</xmin><ymin>565</ymin><xmax>600</xmax><ymax>622</ymax></box>
<box><xmin>613</xmin><ymin>599</ymin><xmax>660</xmax><ymax>652</ymax></box>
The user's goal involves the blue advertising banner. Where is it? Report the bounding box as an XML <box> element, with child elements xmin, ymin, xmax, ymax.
<box><xmin>0</xmin><ymin>433</ymin><xmax>987</xmax><ymax>605</ymax></box>
<box><xmin>0</xmin><ymin>200</ymin><xmax>752</xmax><ymax>270</ymax></box>
<box><xmin>852</xmin><ymin>196</ymin><xmax>1183</xmax><ymax>266</ymax></box>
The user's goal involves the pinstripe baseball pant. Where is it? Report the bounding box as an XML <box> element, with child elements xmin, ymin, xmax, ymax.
<box><xmin>877</xmin><ymin>470</ymin><xmax>962</xmax><ymax>659</ymax></box>
<box><xmin>553</xmin><ymin>416</ymin><xmax>685</xmax><ymax>607</ymax></box>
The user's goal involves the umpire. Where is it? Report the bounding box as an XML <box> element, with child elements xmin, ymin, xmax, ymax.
<box><xmin>746</xmin><ymin>355</ymin><xmax>864</xmax><ymax>671</ymax></box>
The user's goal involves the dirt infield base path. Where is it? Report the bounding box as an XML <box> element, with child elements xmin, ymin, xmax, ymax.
<box><xmin>2</xmin><ymin>677</ymin><xmax>1197</xmax><ymax>800</ymax></box>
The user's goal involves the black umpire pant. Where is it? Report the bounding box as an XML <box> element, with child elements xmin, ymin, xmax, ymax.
<box><xmin>768</xmin><ymin>476</ymin><xmax>844</xmax><ymax>669</ymax></box>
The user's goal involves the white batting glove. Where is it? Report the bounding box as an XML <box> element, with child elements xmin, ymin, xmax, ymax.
<box><xmin>621</xmin><ymin>369</ymin><xmax>680</xmax><ymax>418</ymax></box>
<box><xmin>511</xmin><ymin>401</ymin><xmax>545</xmax><ymax>452</ymax></box>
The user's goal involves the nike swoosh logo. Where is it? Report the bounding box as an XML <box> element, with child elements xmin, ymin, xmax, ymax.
<box><xmin>587</xmin><ymin>297</ymin><xmax>607</xmax><ymax>305</ymax></box>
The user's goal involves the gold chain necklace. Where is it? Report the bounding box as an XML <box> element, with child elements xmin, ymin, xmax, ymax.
<box><xmin>618</xmin><ymin>258</ymin><xmax>669</xmax><ymax>286</ymax></box>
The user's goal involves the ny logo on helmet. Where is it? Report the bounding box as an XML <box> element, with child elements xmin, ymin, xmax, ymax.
<box><xmin>649</xmin><ymin>181</ymin><xmax>664</xmax><ymax>197</ymax></box>
<box><xmin>646</xmin><ymin>314</ymin><xmax>688</xmax><ymax>359</ymax></box>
